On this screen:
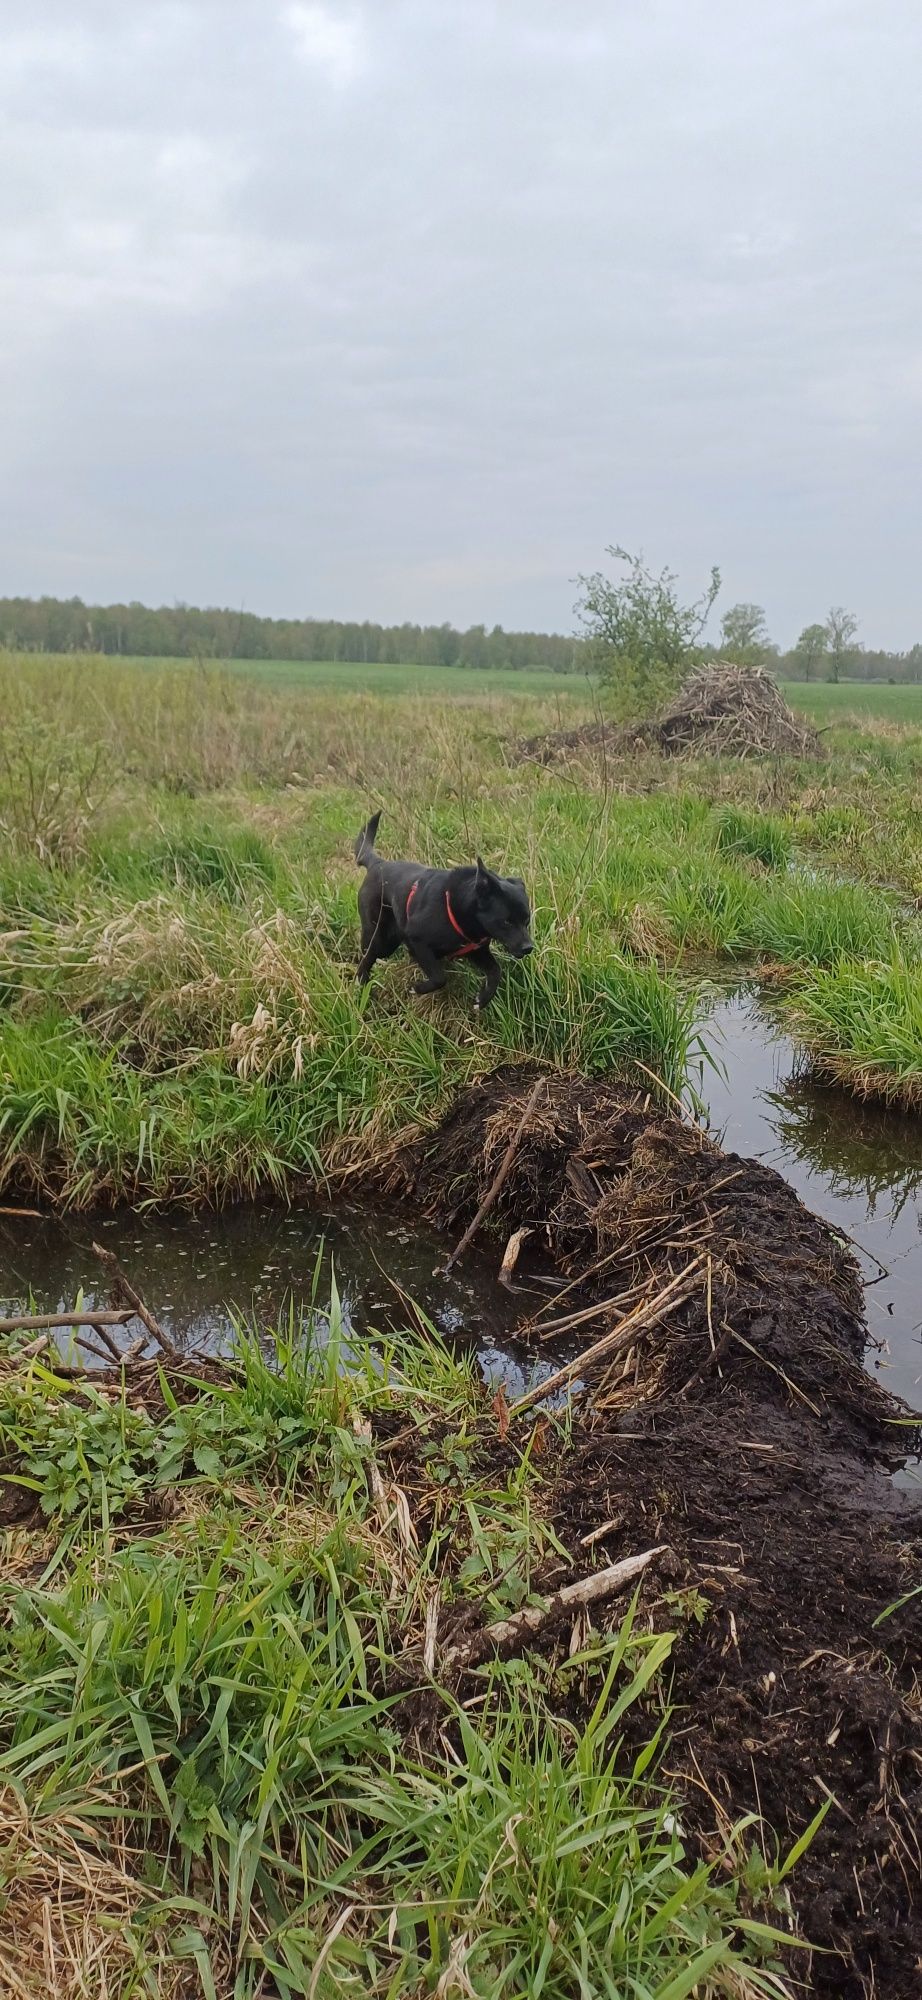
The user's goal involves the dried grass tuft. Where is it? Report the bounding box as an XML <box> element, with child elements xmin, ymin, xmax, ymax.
<box><xmin>0</xmin><ymin>1792</ymin><xmax>185</xmax><ymax>2000</ymax></box>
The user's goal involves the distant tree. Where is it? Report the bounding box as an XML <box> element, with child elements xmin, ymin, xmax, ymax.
<box><xmin>719</xmin><ymin>602</ymin><xmax>771</xmax><ymax>665</ymax></box>
<box><xmin>789</xmin><ymin>622</ymin><xmax>829</xmax><ymax>682</ymax></box>
<box><xmin>576</xmin><ymin>548</ymin><xmax>721</xmax><ymax>716</ymax></box>
<box><xmin>825</xmin><ymin>606</ymin><xmax>859</xmax><ymax>683</ymax></box>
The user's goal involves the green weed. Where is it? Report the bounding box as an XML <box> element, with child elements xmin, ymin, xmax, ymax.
<box><xmin>0</xmin><ymin>1320</ymin><xmax>807</xmax><ymax>1999</ymax></box>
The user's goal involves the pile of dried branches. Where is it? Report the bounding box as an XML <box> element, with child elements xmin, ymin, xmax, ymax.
<box><xmin>517</xmin><ymin>661</ymin><xmax>822</xmax><ymax>763</ymax></box>
<box><xmin>641</xmin><ymin>662</ymin><xmax>822</xmax><ymax>758</ymax></box>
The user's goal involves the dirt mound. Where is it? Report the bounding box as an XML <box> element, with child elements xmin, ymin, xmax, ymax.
<box><xmin>519</xmin><ymin>661</ymin><xmax>822</xmax><ymax>764</ymax></box>
<box><xmin>381</xmin><ymin>1064</ymin><xmax>922</xmax><ymax>1999</ymax></box>
<box><xmin>386</xmin><ymin>1065</ymin><xmax>901</xmax><ymax>1455</ymax></box>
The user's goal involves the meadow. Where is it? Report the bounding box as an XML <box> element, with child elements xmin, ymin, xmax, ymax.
<box><xmin>2</xmin><ymin>650</ymin><xmax>921</xmax><ymax>1996</ymax></box>
<box><xmin>0</xmin><ymin>652</ymin><xmax>921</xmax><ymax>1209</ymax></box>
<box><xmin>782</xmin><ymin>678</ymin><xmax>922</xmax><ymax>725</ymax></box>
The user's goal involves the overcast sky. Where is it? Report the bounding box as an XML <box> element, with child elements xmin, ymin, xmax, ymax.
<box><xmin>2</xmin><ymin>1</ymin><xmax>921</xmax><ymax>646</ymax></box>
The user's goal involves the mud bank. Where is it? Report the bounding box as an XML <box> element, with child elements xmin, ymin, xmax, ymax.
<box><xmin>376</xmin><ymin>1065</ymin><xmax>922</xmax><ymax>2000</ymax></box>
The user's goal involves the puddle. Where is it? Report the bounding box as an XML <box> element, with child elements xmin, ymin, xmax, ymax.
<box><xmin>0</xmin><ymin>1200</ymin><xmax>565</xmax><ymax>1404</ymax></box>
<box><xmin>696</xmin><ymin>988</ymin><xmax>922</xmax><ymax>1462</ymax></box>
<box><xmin>1</xmin><ymin>990</ymin><xmax>919</xmax><ymax>1454</ymax></box>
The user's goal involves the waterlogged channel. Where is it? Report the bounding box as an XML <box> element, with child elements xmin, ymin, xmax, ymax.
<box><xmin>698</xmin><ymin>987</ymin><xmax>922</xmax><ymax>1426</ymax></box>
<box><xmin>1</xmin><ymin>990</ymin><xmax>919</xmax><ymax>1438</ymax></box>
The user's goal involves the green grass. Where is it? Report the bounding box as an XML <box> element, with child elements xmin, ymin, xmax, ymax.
<box><xmin>1</xmin><ymin>649</ymin><xmax>921</xmax><ymax>1196</ymax></box>
<box><xmin>783</xmin><ymin>680</ymin><xmax>922</xmax><ymax>724</ymax></box>
<box><xmin>0</xmin><ymin>1317</ymin><xmax>808</xmax><ymax>1998</ymax></box>
<box><xmin>788</xmin><ymin>953</ymin><xmax>922</xmax><ymax>1108</ymax></box>
<box><xmin>89</xmin><ymin>651</ymin><xmax>592</xmax><ymax>700</ymax></box>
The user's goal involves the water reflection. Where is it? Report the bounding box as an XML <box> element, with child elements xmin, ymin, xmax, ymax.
<box><xmin>0</xmin><ymin>1200</ymin><xmax>562</xmax><ymax>1404</ymax></box>
<box><xmin>766</xmin><ymin>1080</ymin><xmax>922</xmax><ymax>1219</ymax></box>
<box><xmin>696</xmin><ymin>988</ymin><xmax>922</xmax><ymax>1417</ymax></box>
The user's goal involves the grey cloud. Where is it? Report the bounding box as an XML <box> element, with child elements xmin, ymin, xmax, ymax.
<box><xmin>2</xmin><ymin>0</ymin><xmax>921</xmax><ymax>643</ymax></box>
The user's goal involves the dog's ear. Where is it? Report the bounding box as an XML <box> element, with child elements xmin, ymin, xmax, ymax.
<box><xmin>475</xmin><ymin>855</ymin><xmax>491</xmax><ymax>888</ymax></box>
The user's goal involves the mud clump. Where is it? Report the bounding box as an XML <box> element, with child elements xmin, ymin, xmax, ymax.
<box><xmin>520</xmin><ymin>661</ymin><xmax>822</xmax><ymax>764</ymax></box>
<box><xmin>383</xmin><ymin>1064</ymin><xmax>922</xmax><ymax>2000</ymax></box>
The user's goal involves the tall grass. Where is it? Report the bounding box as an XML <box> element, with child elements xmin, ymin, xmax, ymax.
<box><xmin>788</xmin><ymin>954</ymin><xmax>922</xmax><ymax>1107</ymax></box>
<box><xmin>0</xmin><ymin>1321</ymin><xmax>806</xmax><ymax>1998</ymax></box>
<box><xmin>2</xmin><ymin>648</ymin><xmax>922</xmax><ymax>1191</ymax></box>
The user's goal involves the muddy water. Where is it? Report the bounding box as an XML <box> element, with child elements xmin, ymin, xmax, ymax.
<box><xmin>0</xmin><ymin>1200</ymin><xmax>565</xmax><ymax>1403</ymax></box>
<box><xmin>1</xmin><ymin>989</ymin><xmax>919</xmax><ymax>1438</ymax></box>
<box><xmin>697</xmin><ymin>988</ymin><xmax>922</xmax><ymax>1437</ymax></box>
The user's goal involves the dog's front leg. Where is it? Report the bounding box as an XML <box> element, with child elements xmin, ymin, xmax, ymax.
<box><xmin>407</xmin><ymin>940</ymin><xmax>448</xmax><ymax>995</ymax></box>
<box><xmin>471</xmin><ymin>946</ymin><xmax>502</xmax><ymax>1011</ymax></box>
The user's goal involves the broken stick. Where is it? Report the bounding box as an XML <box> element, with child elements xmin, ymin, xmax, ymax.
<box><xmin>443</xmin><ymin>1076</ymin><xmax>545</xmax><ymax>1275</ymax></box>
<box><xmin>0</xmin><ymin>1310</ymin><xmax>135</xmax><ymax>1336</ymax></box>
<box><xmin>442</xmin><ymin>1546</ymin><xmax>666</xmax><ymax>1669</ymax></box>
<box><xmin>91</xmin><ymin>1243</ymin><xmax>180</xmax><ymax>1361</ymax></box>
<box><xmin>508</xmin><ymin>1254</ymin><xmax>706</xmax><ymax>1418</ymax></box>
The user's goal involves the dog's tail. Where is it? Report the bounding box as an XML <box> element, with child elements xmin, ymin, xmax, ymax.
<box><xmin>354</xmin><ymin>810</ymin><xmax>382</xmax><ymax>868</ymax></box>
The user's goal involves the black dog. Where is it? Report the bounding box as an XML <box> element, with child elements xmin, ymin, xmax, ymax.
<box><xmin>354</xmin><ymin>811</ymin><xmax>533</xmax><ymax>1010</ymax></box>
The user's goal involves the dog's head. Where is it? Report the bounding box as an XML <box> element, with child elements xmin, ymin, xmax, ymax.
<box><xmin>474</xmin><ymin>859</ymin><xmax>533</xmax><ymax>958</ymax></box>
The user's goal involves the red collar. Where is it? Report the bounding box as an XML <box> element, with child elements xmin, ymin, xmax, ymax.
<box><xmin>404</xmin><ymin>881</ymin><xmax>485</xmax><ymax>956</ymax></box>
<box><xmin>444</xmin><ymin>889</ymin><xmax>486</xmax><ymax>955</ymax></box>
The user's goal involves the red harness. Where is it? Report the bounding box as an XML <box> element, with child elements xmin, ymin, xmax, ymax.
<box><xmin>404</xmin><ymin>882</ymin><xmax>485</xmax><ymax>957</ymax></box>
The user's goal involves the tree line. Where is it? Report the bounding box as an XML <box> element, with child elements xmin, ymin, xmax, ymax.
<box><xmin>0</xmin><ymin>596</ymin><xmax>580</xmax><ymax>673</ymax></box>
<box><xmin>576</xmin><ymin>551</ymin><xmax>922</xmax><ymax>715</ymax></box>
<box><xmin>2</xmin><ymin>586</ymin><xmax>920</xmax><ymax>684</ymax></box>
<box><xmin>714</xmin><ymin>601</ymin><xmax>922</xmax><ymax>683</ymax></box>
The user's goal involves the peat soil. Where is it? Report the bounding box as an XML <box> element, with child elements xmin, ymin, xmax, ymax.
<box><xmin>379</xmin><ymin>1065</ymin><xmax>922</xmax><ymax>2000</ymax></box>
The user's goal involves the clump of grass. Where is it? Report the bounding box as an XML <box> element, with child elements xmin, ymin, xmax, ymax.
<box><xmin>0</xmin><ymin>873</ymin><xmax>703</xmax><ymax>1204</ymax></box>
<box><xmin>0</xmin><ymin>1321</ymin><xmax>807</xmax><ymax>1999</ymax></box>
<box><xmin>710</xmin><ymin>804</ymin><xmax>792</xmax><ymax>870</ymax></box>
<box><xmin>660</xmin><ymin>861</ymin><xmax>900</xmax><ymax>966</ymax></box>
<box><xmin>1</xmin><ymin>649</ymin><xmax>920</xmax><ymax>1204</ymax></box>
<box><xmin>788</xmin><ymin>954</ymin><xmax>922</xmax><ymax>1109</ymax></box>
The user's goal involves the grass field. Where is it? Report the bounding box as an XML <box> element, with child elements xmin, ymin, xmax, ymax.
<box><xmin>1</xmin><ymin>647</ymin><xmax>919</xmax><ymax>1996</ymax></box>
<box><xmin>0</xmin><ymin>650</ymin><xmax>920</xmax><ymax>1208</ymax></box>
<box><xmin>101</xmin><ymin>652</ymin><xmax>593</xmax><ymax>701</ymax></box>
<box><xmin>88</xmin><ymin>652</ymin><xmax>922</xmax><ymax>720</ymax></box>
<box><xmin>783</xmin><ymin>679</ymin><xmax>922</xmax><ymax>724</ymax></box>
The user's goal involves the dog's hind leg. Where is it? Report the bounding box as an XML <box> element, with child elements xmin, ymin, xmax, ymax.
<box><xmin>357</xmin><ymin>880</ymin><xmax>399</xmax><ymax>984</ymax></box>
<box><xmin>469</xmin><ymin>945</ymin><xmax>502</xmax><ymax>1011</ymax></box>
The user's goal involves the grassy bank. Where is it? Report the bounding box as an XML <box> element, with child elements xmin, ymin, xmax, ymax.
<box><xmin>0</xmin><ymin>652</ymin><xmax>921</xmax><ymax>1206</ymax></box>
<box><xmin>0</xmin><ymin>1317</ymin><xmax>801</xmax><ymax>1999</ymax></box>
<box><xmin>787</xmin><ymin>955</ymin><xmax>922</xmax><ymax>1109</ymax></box>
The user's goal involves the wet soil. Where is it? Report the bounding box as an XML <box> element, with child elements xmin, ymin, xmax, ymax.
<box><xmin>3</xmin><ymin>1042</ymin><xmax>922</xmax><ymax>1995</ymax></box>
<box><xmin>378</xmin><ymin>1063</ymin><xmax>922</xmax><ymax>1999</ymax></box>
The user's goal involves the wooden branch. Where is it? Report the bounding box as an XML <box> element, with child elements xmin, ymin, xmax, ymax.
<box><xmin>83</xmin><ymin>1321</ymin><xmax>130</xmax><ymax>1365</ymax></box>
<box><xmin>442</xmin><ymin>1547</ymin><xmax>666</xmax><ymax>1669</ymax></box>
<box><xmin>0</xmin><ymin>1310</ymin><xmax>135</xmax><ymax>1335</ymax></box>
<box><xmin>508</xmin><ymin>1254</ymin><xmax>706</xmax><ymax>1418</ymax></box>
<box><xmin>91</xmin><ymin>1243</ymin><xmax>180</xmax><ymax>1361</ymax></box>
<box><xmin>442</xmin><ymin>1076</ymin><xmax>545</xmax><ymax>1274</ymax></box>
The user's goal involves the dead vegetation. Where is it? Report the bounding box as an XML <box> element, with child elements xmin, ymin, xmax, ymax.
<box><xmin>519</xmin><ymin>662</ymin><xmax>823</xmax><ymax>764</ymax></box>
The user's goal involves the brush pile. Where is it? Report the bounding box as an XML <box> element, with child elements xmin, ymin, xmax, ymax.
<box><xmin>519</xmin><ymin>661</ymin><xmax>822</xmax><ymax>763</ymax></box>
<box><xmin>642</xmin><ymin>662</ymin><xmax>822</xmax><ymax>758</ymax></box>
